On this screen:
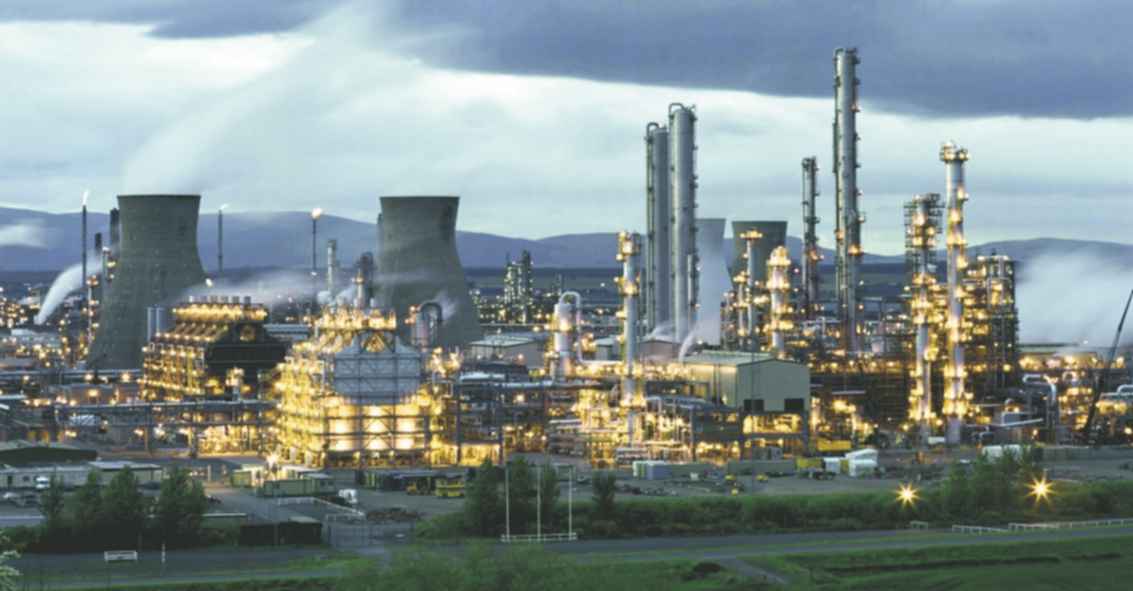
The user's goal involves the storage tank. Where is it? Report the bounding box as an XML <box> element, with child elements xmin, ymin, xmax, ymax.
<box><xmin>88</xmin><ymin>195</ymin><xmax>208</xmax><ymax>369</ymax></box>
<box><xmin>375</xmin><ymin>196</ymin><xmax>482</xmax><ymax>347</ymax></box>
<box><xmin>730</xmin><ymin>221</ymin><xmax>787</xmax><ymax>283</ymax></box>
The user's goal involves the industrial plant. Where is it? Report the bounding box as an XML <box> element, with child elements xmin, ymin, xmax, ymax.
<box><xmin>1</xmin><ymin>45</ymin><xmax>1131</xmax><ymax>493</ymax></box>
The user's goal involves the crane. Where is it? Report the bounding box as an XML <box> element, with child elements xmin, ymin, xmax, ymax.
<box><xmin>1082</xmin><ymin>288</ymin><xmax>1133</xmax><ymax>444</ymax></box>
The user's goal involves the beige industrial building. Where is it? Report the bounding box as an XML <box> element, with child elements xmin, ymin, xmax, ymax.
<box><xmin>465</xmin><ymin>334</ymin><xmax>544</xmax><ymax>369</ymax></box>
<box><xmin>681</xmin><ymin>351</ymin><xmax>810</xmax><ymax>412</ymax></box>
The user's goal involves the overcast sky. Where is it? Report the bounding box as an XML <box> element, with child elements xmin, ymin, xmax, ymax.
<box><xmin>1</xmin><ymin>0</ymin><xmax>1130</xmax><ymax>254</ymax></box>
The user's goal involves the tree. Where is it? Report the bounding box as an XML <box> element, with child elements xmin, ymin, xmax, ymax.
<box><xmin>538</xmin><ymin>464</ymin><xmax>561</xmax><ymax>532</ymax></box>
<box><xmin>155</xmin><ymin>467</ymin><xmax>208</xmax><ymax>547</ymax></box>
<box><xmin>100</xmin><ymin>469</ymin><xmax>148</xmax><ymax>549</ymax></box>
<box><xmin>591</xmin><ymin>471</ymin><xmax>617</xmax><ymax>521</ymax></box>
<box><xmin>463</xmin><ymin>460</ymin><xmax>501</xmax><ymax>536</ymax></box>
<box><xmin>506</xmin><ymin>459</ymin><xmax>536</xmax><ymax>534</ymax></box>
<box><xmin>73</xmin><ymin>471</ymin><xmax>103</xmax><ymax>537</ymax></box>
<box><xmin>0</xmin><ymin>533</ymin><xmax>20</xmax><ymax>591</ymax></box>
<box><xmin>970</xmin><ymin>455</ymin><xmax>998</xmax><ymax>513</ymax></box>
<box><xmin>942</xmin><ymin>462</ymin><xmax>971</xmax><ymax>518</ymax></box>
<box><xmin>39</xmin><ymin>477</ymin><xmax>66</xmax><ymax>533</ymax></box>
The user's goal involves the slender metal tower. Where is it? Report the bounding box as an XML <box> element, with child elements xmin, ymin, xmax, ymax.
<box><xmin>644</xmin><ymin>122</ymin><xmax>672</xmax><ymax>333</ymax></box>
<box><xmin>767</xmin><ymin>246</ymin><xmax>792</xmax><ymax>357</ymax></box>
<box><xmin>907</xmin><ymin>193</ymin><xmax>941</xmax><ymax>441</ymax></box>
<box><xmin>833</xmin><ymin>47</ymin><xmax>863</xmax><ymax>353</ymax></box>
<box><xmin>81</xmin><ymin>193</ymin><xmax>89</xmax><ymax>340</ymax></box>
<box><xmin>942</xmin><ymin>142</ymin><xmax>970</xmax><ymax>444</ymax></box>
<box><xmin>801</xmin><ymin>157</ymin><xmax>821</xmax><ymax>320</ymax></box>
<box><xmin>217</xmin><ymin>205</ymin><xmax>225</xmax><ymax>277</ymax></box>
<box><xmin>669</xmin><ymin>103</ymin><xmax>698</xmax><ymax>344</ymax></box>
<box><xmin>616</xmin><ymin>231</ymin><xmax>642</xmax><ymax>405</ymax></box>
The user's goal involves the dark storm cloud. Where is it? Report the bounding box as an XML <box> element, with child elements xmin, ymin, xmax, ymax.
<box><xmin>0</xmin><ymin>0</ymin><xmax>332</xmax><ymax>37</ymax></box>
<box><xmin>3</xmin><ymin>0</ymin><xmax>1128</xmax><ymax>118</ymax></box>
<box><xmin>384</xmin><ymin>0</ymin><xmax>1132</xmax><ymax>119</ymax></box>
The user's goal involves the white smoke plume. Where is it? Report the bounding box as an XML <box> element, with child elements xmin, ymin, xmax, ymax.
<box><xmin>182</xmin><ymin>268</ymin><xmax>318</xmax><ymax>303</ymax></box>
<box><xmin>427</xmin><ymin>290</ymin><xmax>461</xmax><ymax>322</ymax></box>
<box><xmin>678</xmin><ymin>315</ymin><xmax>719</xmax><ymax>362</ymax></box>
<box><xmin>35</xmin><ymin>255</ymin><xmax>101</xmax><ymax>324</ymax></box>
<box><xmin>645</xmin><ymin>320</ymin><xmax>674</xmax><ymax>341</ymax></box>
<box><xmin>0</xmin><ymin>220</ymin><xmax>51</xmax><ymax>248</ymax></box>
<box><xmin>1016</xmin><ymin>253</ymin><xmax>1133</xmax><ymax>345</ymax></box>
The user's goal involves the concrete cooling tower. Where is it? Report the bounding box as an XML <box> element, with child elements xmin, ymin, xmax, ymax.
<box><xmin>695</xmin><ymin>218</ymin><xmax>729</xmax><ymax>346</ymax></box>
<box><xmin>88</xmin><ymin>195</ymin><xmax>207</xmax><ymax>369</ymax></box>
<box><xmin>731</xmin><ymin>221</ymin><xmax>787</xmax><ymax>282</ymax></box>
<box><xmin>375</xmin><ymin>196</ymin><xmax>482</xmax><ymax>347</ymax></box>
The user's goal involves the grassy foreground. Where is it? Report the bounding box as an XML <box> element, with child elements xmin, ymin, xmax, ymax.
<box><xmin>753</xmin><ymin>534</ymin><xmax>1133</xmax><ymax>590</ymax></box>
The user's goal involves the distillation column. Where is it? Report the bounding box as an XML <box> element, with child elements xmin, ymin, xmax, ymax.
<box><xmin>833</xmin><ymin>48</ymin><xmax>863</xmax><ymax>353</ymax></box>
<box><xmin>645</xmin><ymin>123</ymin><xmax>672</xmax><ymax>333</ymax></box>
<box><xmin>766</xmin><ymin>246</ymin><xmax>792</xmax><ymax>356</ymax></box>
<box><xmin>942</xmin><ymin>142</ymin><xmax>970</xmax><ymax>444</ymax></box>
<box><xmin>740</xmin><ymin>230</ymin><xmax>762</xmax><ymax>351</ymax></box>
<box><xmin>617</xmin><ymin>232</ymin><xmax>642</xmax><ymax>405</ymax></box>
<box><xmin>552</xmin><ymin>291</ymin><xmax>582</xmax><ymax>381</ymax></box>
<box><xmin>669</xmin><ymin>104</ymin><xmax>698</xmax><ymax>344</ymax></box>
<box><xmin>801</xmin><ymin>157</ymin><xmax>820</xmax><ymax>320</ymax></box>
<box><xmin>908</xmin><ymin>194</ymin><xmax>939</xmax><ymax>441</ymax></box>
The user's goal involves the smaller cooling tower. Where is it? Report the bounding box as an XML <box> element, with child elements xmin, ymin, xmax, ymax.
<box><xmin>731</xmin><ymin>221</ymin><xmax>787</xmax><ymax>282</ymax></box>
<box><xmin>88</xmin><ymin>195</ymin><xmax>208</xmax><ymax>369</ymax></box>
<box><xmin>695</xmin><ymin>218</ymin><xmax>729</xmax><ymax>346</ymax></box>
<box><xmin>375</xmin><ymin>196</ymin><xmax>482</xmax><ymax>347</ymax></box>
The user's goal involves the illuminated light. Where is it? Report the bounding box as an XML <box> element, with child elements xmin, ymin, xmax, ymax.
<box><xmin>1029</xmin><ymin>476</ymin><xmax>1053</xmax><ymax>503</ymax></box>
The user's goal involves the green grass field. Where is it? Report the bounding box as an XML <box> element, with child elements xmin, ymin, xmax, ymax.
<box><xmin>753</xmin><ymin>535</ymin><xmax>1133</xmax><ymax>590</ymax></box>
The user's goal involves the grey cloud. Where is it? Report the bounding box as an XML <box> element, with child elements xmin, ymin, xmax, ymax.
<box><xmin>0</xmin><ymin>0</ymin><xmax>333</xmax><ymax>37</ymax></box>
<box><xmin>4</xmin><ymin>1</ymin><xmax>1128</xmax><ymax>117</ymax></box>
<box><xmin>382</xmin><ymin>0</ymin><xmax>1132</xmax><ymax>119</ymax></box>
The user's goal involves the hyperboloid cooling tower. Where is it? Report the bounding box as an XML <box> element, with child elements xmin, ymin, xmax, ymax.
<box><xmin>375</xmin><ymin>196</ymin><xmax>482</xmax><ymax>347</ymax></box>
<box><xmin>695</xmin><ymin>218</ymin><xmax>729</xmax><ymax>346</ymax></box>
<box><xmin>730</xmin><ymin>220</ymin><xmax>787</xmax><ymax>282</ymax></box>
<box><xmin>88</xmin><ymin>195</ymin><xmax>208</xmax><ymax>368</ymax></box>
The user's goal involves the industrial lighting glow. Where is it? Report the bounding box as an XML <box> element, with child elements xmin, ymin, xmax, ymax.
<box><xmin>1029</xmin><ymin>477</ymin><xmax>1052</xmax><ymax>502</ymax></box>
<box><xmin>311</xmin><ymin>208</ymin><xmax>324</xmax><ymax>220</ymax></box>
<box><xmin>897</xmin><ymin>483</ymin><xmax>918</xmax><ymax>506</ymax></box>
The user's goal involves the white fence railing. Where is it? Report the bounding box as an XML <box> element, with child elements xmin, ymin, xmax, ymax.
<box><xmin>951</xmin><ymin>525</ymin><xmax>1008</xmax><ymax>535</ymax></box>
<box><xmin>274</xmin><ymin>496</ymin><xmax>364</xmax><ymax>517</ymax></box>
<box><xmin>500</xmin><ymin>532</ymin><xmax>578</xmax><ymax>544</ymax></box>
<box><xmin>104</xmin><ymin>550</ymin><xmax>138</xmax><ymax>563</ymax></box>
<box><xmin>1007</xmin><ymin>518</ymin><xmax>1133</xmax><ymax>531</ymax></box>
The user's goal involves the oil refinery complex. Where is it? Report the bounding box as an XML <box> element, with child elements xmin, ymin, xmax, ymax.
<box><xmin>3</xmin><ymin>47</ymin><xmax>1133</xmax><ymax>479</ymax></box>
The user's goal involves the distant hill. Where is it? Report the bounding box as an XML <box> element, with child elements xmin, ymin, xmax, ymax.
<box><xmin>2</xmin><ymin>206</ymin><xmax>1128</xmax><ymax>272</ymax></box>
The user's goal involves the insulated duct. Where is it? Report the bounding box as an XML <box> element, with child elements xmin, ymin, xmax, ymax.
<box><xmin>88</xmin><ymin>195</ymin><xmax>208</xmax><ymax>369</ymax></box>
<box><xmin>375</xmin><ymin>196</ymin><xmax>482</xmax><ymax>347</ymax></box>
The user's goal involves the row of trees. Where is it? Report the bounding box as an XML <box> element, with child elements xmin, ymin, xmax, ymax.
<box><xmin>463</xmin><ymin>459</ymin><xmax>618</xmax><ymax>537</ymax></box>
<box><xmin>37</xmin><ymin>467</ymin><xmax>208</xmax><ymax>552</ymax></box>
